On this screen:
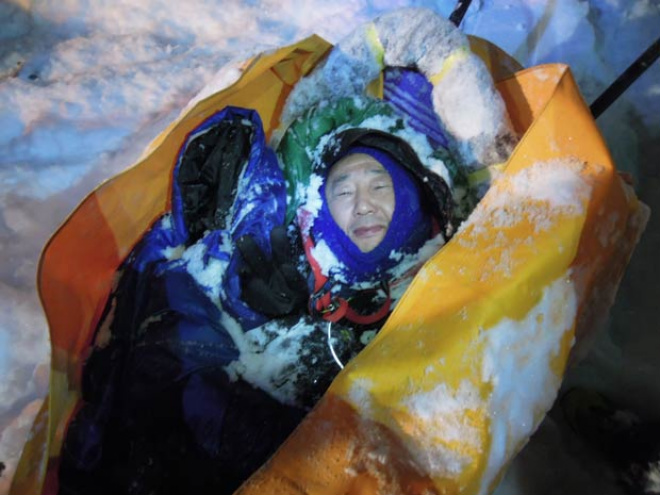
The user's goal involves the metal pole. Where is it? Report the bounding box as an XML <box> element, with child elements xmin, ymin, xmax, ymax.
<box><xmin>591</xmin><ymin>35</ymin><xmax>660</xmax><ymax>119</ymax></box>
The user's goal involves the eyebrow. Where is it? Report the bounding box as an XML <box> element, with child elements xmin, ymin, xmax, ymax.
<box><xmin>329</xmin><ymin>168</ymin><xmax>388</xmax><ymax>188</ymax></box>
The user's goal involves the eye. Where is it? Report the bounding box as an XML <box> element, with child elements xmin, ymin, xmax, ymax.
<box><xmin>334</xmin><ymin>188</ymin><xmax>353</xmax><ymax>198</ymax></box>
<box><xmin>372</xmin><ymin>181</ymin><xmax>392</xmax><ymax>192</ymax></box>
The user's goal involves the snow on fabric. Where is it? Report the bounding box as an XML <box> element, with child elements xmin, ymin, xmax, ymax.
<box><xmin>460</xmin><ymin>158</ymin><xmax>592</xmax><ymax>238</ymax></box>
<box><xmin>348</xmin><ymin>268</ymin><xmax>578</xmax><ymax>486</ymax></box>
<box><xmin>226</xmin><ymin>318</ymin><xmax>320</xmax><ymax>405</ymax></box>
<box><xmin>280</xmin><ymin>8</ymin><xmax>517</xmax><ymax>171</ymax></box>
<box><xmin>338</xmin><ymin>157</ymin><xmax>590</xmax><ymax>489</ymax></box>
<box><xmin>480</xmin><ymin>272</ymin><xmax>578</xmax><ymax>493</ymax></box>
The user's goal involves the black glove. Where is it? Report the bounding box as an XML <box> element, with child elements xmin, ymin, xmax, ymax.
<box><xmin>177</xmin><ymin>115</ymin><xmax>253</xmax><ymax>241</ymax></box>
<box><xmin>236</xmin><ymin>226</ymin><xmax>308</xmax><ymax>317</ymax></box>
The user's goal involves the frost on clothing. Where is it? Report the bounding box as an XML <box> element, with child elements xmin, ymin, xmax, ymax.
<box><xmin>280</xmin><ymin>7</ymin><xmax>518</xmax><ymax>172</ymax></box>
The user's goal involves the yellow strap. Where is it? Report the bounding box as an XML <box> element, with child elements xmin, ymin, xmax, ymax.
<box><xmin>365</xmin><ymin>22</ymin><xmax>385</xmax><ymax>68</ymax></box>
<box><xmin>467</xmin><ymin>162</ymin><xmax>507</xmax><ymax>187</ymax></box>
<box><xmin>429</xmin><ymin>46</ymin><xmax>471</xmax><ymax>85</ymax></box>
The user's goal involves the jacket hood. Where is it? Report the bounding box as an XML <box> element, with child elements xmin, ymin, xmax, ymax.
<box><xmin>277</xmin><ymin>96</ymin><xmax>457</xmax><ymax>232</ymax></box>
<box><xmin>277</xmin><ymin>97</ymin><xmax>457</xmax><ymax>289</ymax></box>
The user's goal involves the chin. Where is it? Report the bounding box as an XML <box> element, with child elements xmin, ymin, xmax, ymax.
<box><xmin>354</xmin><ymin>237</ymin><xmax>384</xmax><ymax>253</ymax></box>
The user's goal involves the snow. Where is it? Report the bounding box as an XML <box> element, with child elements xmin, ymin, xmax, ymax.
<box><xmin>1</xmin><ymin>1</ymin><xmax>659</xmax><ymax>494</ymax></box>
<box><xmin>480</xmin><ymin>272</ymin><xmax>579</xmax><ymax>493</ymax></box>
<box><xmin>225</xmin><ymin>317</ymin><xmax>320</xmax><ymax>406</ymax></box>
<box><xmin>399</xmin><ymin>380</ymin><xmax>484</xmax><ymax>478</ymax></box>
<box><xmin>460</xmin><ymin>157</ymin><xmax>592</xmax><ymax>235</ymax></box>
<box><xmin>310</xmin><ymin>238</ymin><xmax>344</xmax><ymax>279</ymax></box>
<box><xmin>281</xmin><ymin>8</ymin><xmax>517</xmax><ymax>170</ymax></box>
<box><xmin>647</xmin><ymin>460</ymin><xmax>660</xmax><ymax>494</ymax></box>
<box><xmin>182</xmin><ymin>236</ymin><xmax>230</xmax><ymax>301</ymax></box>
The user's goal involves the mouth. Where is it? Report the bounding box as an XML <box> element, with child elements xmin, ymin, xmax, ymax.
<box><xmin>352</xmin><ymin>225</ymin><xmax>386</xmax><ymax>238</ymax></box>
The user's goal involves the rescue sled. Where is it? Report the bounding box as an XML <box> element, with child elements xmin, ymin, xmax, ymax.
<box><xmin>12</xmin><ymin>9</ymin><xmax>648</xmax><ymax>495</ymax></box>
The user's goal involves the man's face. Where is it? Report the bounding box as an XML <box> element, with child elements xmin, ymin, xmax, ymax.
<box><xmin>325</xmin><ymin>153</ymin><xmax>395</xmax><ymax>253</ymax></box>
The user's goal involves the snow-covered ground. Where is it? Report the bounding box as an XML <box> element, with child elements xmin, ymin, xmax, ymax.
<box><xmin>0</xmin><ymin>0</ymin><xmax>658</xmax><ymax>493</ymax></box>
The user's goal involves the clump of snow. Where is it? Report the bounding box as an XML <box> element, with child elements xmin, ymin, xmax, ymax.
<box><xmin>646</xmin><ymin>460</ymin><xmax>660</xmax><ymax>494</ymax></box>
<box><xmin>399</xmin><ymin>380</ymin><xmax>484</xmax><ymax>478</ymax></box>
<box><xmin>225</xmin><ymin>318</ymin><xmax>319</xmax><ymax>405</ymax></box>
<box><xmin>183</xmin><ymin>243</ymin><xmax>225</xmax><ymax>297</ymax></box>
<box><xmin>279</xmin><ymin>25</ymin><xmax>383</xmax><ymax>126</ymax></box>
<box><xmin>461</xmin><ymin>158</ymin><xmax>593</xmax><ymax>235</ymax></box>
<box><xmin>346</xmin><ymin>378</ymin><xmax>375</xmax><ymax>416</ymax></box>
<box><xmin>387</xmin><ymin>234</ymin><xmax>447</xmax><ymax>303</ymax></box>
<box><xmin>297</xmin><ymin>173</ymin><xmax>325</xmax><ymax>230</ymax></box>
<box><xmin>310</xmin><ymin>238</ymin><xmax>345</xmax><ymax>281</ymax></box>
<box><xmin>479</xmin><ymin>272</ymin><xmax>578</xmax><ymax>493</ymax></box>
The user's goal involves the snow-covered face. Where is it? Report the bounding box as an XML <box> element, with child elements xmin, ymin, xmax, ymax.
<box><xmin>325</xmin><ymin>153</ymin><xmax>395</xmax><ymax>253</ymax></box>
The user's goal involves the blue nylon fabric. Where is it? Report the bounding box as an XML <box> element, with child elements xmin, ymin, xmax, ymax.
<box><xmin>311</xmin><ymin>145</ymin><xmax>431</xmax><ymax>285</ymax></box>
<box><xmin>113</xmin><ymin>107</ymin><xmax>288</xmax><ymax>453</ymax></box>
<box><xmin>383</xmin><ymin>67</ymin><xmax>450</xmax><ymax>149</ymax></box>
<box><xmin>139</xmin><ymin>106</ymin><xmax>287</xmax><ymax>330</ymax></box>
<box><xmin>63</xmin><ymin>108</ymin><xmax>293</xmax><ymax>477</ymax></box>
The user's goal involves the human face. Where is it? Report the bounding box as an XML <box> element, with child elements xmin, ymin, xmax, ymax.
<box><xmin>325</xmin><ymin>153</ymin><xmax>395</xmax><ymax>253</ymax></box>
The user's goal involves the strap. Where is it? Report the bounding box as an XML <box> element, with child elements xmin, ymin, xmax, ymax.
<box><xmin>301</xmin><ymin>226</ymin><xmax>392</xmax><ymax>326</ymax></box>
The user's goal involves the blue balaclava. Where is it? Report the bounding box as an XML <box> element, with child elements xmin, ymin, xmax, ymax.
<box><xmin>311</xmin><ymin>145</ymin><xmax>432</xmax><ymax>285</ymax></box>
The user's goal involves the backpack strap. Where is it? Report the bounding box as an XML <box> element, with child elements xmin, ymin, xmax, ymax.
<box><xmin>301</xmin><ymin>228</ymin><xmax>392</xmax><ymax>326</ymax></box>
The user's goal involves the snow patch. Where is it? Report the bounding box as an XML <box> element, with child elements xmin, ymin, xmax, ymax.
<box><xmin>480</xmin><ymin>272</ymin><xmax>578</xmax><ymax>493</ymax></box>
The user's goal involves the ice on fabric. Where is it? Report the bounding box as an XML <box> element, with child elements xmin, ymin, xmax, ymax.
<box><xmin>460</xmin><ymin>158</ymin><xmax>593</xmax><ymax>236</ymax></box>
<box><xmin>479</xmin><ymin>272</ymin><xmax>578</xmax><ymax>493</ymax></box>
<box><xmin>398</xmin><ymin>380</ymin><xmax>484</xmax><ymax>478</ymax></box>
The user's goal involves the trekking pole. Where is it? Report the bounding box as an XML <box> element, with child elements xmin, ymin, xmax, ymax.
<box><xmin>449</xmin><ymin>0</ymin><xmax>473</xmax><ymax>27</ymax></box>
<box><xmin>590</xmin><ymin>35</ymin><xmax>660</xmax><ymax>119</ymax></box>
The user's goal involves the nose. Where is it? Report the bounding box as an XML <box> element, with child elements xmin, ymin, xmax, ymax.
<box><xmin>354</xmin><ymin>190</ymin><xmax>376</xmax><ymax>216</ymax></box>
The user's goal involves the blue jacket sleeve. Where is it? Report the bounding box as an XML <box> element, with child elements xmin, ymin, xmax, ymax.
<box><xmin>59</xmin><ymin>107</ymin><xmax>297</xmax><ymax>495</ymax></box>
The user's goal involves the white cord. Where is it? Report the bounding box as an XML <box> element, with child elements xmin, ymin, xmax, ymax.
<box><xmin>327</xmin><ymin>321</ymin><xmax>344</xmax><ymax>369</ymax></box>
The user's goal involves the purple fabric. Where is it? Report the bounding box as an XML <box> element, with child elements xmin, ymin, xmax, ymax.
<box><xmin>311</xmin><ymin>145</ymin><xmax>431</xmax><ymax>285</ymax></box>
<box><xmin>383</xmin><ymin>67</ymin><xmax>449</xmax><ymax>149</ymax></box>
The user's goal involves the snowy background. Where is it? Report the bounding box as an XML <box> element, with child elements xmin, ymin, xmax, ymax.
<box><xmin>0</xmin><ymin>0</ymin><xmax>658</xmax><ymax>493</ymax></box>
